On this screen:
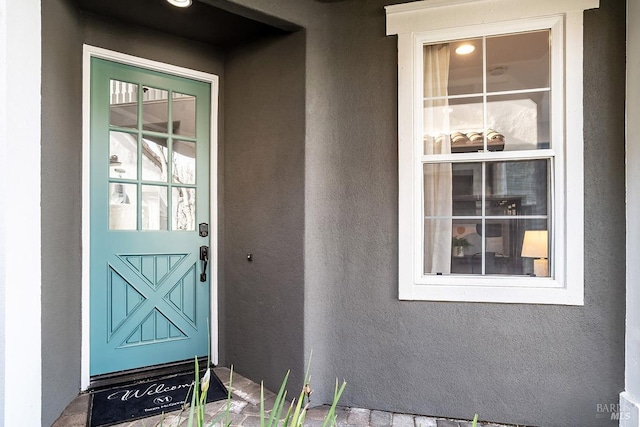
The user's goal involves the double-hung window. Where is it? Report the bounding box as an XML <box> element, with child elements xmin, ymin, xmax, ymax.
<box><xmin>386</xmin><ymin>0</ymin><xmax>599</xmax><ymax>304</ymax></box>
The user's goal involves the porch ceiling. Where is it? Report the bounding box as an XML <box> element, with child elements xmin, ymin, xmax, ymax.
<box><xmin>71</xmin><ymin>0</ymin><xmax>293</xmax><ymax>50</ymax></box>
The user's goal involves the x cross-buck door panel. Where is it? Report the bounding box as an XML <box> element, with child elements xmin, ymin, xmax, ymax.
<box><xmin>90</xmin><ymin>58</ymin><xmax>211</xmax><ymax>376</ymax></box>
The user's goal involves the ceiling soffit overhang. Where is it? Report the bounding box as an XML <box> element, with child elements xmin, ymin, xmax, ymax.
<box><xmin>73</xmin><ymin>0</ymin><xmax>302</xmax><ymax>50</ymax></box>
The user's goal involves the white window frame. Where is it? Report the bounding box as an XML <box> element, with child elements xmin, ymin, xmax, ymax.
<box><xmin>386</xmin><ymin>0</ymin><xmax>599</xmax><ymax>305</ymax></box>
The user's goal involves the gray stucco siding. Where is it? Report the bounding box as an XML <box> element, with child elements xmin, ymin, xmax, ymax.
<box><xmin>39</xmin><ymin>0</ymin><xmax>627</xmax><ymax>425</ymax></box>
<box><xmin>220</xmin><ymin>0</ymin><xmax>626</xmax><ymax>426</ymax></box>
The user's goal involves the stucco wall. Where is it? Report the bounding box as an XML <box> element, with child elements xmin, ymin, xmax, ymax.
<box><xmin>223</xmin><ymin>31</ymin><xmax>306</xmax><ymax>392</ymax></box>
<box><xmin>39</xmin><ymin>0</ymin><xmax>627</xmax><ymax>425</ymax></box>
<box><xmin>41</xmin><ymin>1</ymin><xmax>83</xmax><ymax>425</ymax></box>
<box><xmin>223</xmin><ymin>0</ymin><xmax>626</xmax><ymax>426</ymax></box>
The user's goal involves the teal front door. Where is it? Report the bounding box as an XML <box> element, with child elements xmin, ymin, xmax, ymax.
<box><xmin>90</xmin><ymin>58</ymin><xmax>212</xmax><ymax>376</ymax></box>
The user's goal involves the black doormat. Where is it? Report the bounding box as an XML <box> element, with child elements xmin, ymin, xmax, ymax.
<box><xmin>89</xmin><ymin>370</ymin><xmax>228</xmax><ymax>427</ymax></box>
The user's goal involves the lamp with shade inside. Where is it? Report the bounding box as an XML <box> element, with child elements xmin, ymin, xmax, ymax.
<box><xmin>521</xmin><ymin>230</ymin><xmax>548</xmax><ymax>277</ymax></box>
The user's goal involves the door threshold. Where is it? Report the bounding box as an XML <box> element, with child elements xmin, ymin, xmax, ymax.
<box><xmin>89</xmin><ymin>357</ymin><xmax>210</xmax><ymax>391</ymax></box>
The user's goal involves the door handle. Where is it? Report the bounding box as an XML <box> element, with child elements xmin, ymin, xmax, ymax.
<box><xmin>199</xmin><ymin>246</ymin><xmax>209</xmax><ymax>282</ymax></box>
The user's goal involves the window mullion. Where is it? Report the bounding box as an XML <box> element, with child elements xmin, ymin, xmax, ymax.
<box><xmin>420</xmin><ymin>149</ymin><xmax>556</xmax><ymax>163</ymax></box>
<box><xmin>481</xmin><ymin>36</ymin><xmax>488</xmax><ymax>276</ymax></box>
<box><xmin>482</xmin><ymin>35</ymin><xmax>488</xmax><ymax>153</ymax></box>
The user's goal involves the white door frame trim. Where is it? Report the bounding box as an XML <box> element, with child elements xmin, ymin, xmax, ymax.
<box><xmin>81</xmin><ymin>45</ymin><xmax>220</xmax><ymax>390</ymax></box>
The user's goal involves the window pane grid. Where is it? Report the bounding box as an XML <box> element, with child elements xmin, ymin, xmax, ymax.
<box><xmin>108</xmin><ymin>82</ymin><xmax>198</xmax><ymax>232</ymax></box>
<box><xmin>420</xmin><ymin>28</ymin><xmax>553</xmax><ymax>277</ymax></box>
<box><xmin>423</xmin><ymin>158</ymin><xmax>551</xmax><ymax>277</ymax></box>
<box><xmin>422</xmin><ymin>30</ymin><xmax>552</xmax><ymax>156</ymax></box>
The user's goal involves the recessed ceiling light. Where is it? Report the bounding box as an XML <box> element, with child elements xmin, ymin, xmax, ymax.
<box><xmin>489</xmin><ymin>65</ymin><xmax>509</xmax><ymax>76</ymax></box>
<box><xmin>455</xmin><ymin>44</ymin><xmax>475</xmax><ymax>55</ymax></box>
<box><xmin>167</xmin><ymin>0</ymin><xmax>192</xmax><ymax>7</ymax></box>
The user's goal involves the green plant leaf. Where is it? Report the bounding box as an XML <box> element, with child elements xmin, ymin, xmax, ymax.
<box><xmin>281</xmin><ymin>399</ymin><xmax>294</xmax><ymax>427</ymax></box>
<box><xmin>264</xmin><ymin>370</ymin><xmax>290</xmax><ymax>427</ymax></box>
<box><xmin>187</xmin><ymin>357</ymin><xmax>199</xmax><ymax>427</ymax></box>
<box><xmin>272</xmin><ymin>389</ymin><xmax>288</xmax><ymax>427</ymax></box>
<box><xmin>321</xmin><ymin>378</ymin><xmax>347</xmax><ymax>427</ymax></box>
<box><xmin>205</xmin><ymin>367</ymin><xmax>233</xmax><ymax>427</ymax></box>
<box><xmin>290</xmin><ymin>391</ymin><xmax>306</xmax><ymax>425</ymax></box>
<box><xmin>253</xmin><ymin>353</ymin><xmax>346</xmax><ymax>427</ymax></box>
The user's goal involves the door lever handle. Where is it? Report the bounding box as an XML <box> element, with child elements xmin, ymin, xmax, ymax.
<box><xmin>199</xmin><ymin>246</ymin><xmax>209</xmax><ymax>282</ymax></box>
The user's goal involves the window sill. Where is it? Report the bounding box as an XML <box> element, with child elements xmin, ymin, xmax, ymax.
<box><xmin>399</xmin><ymin>281</ymin><xmax>584</xmax><ymax>305</ymax></box>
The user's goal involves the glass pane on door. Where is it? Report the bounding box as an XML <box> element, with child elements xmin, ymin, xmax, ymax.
<box><xmin>110</xmin><ymin>80</ymin><xmax>138</xmax><ymax>129</ymax></box>
<box><xmin>109</xmin><ymin>183</ymin><xmax>137</xmax><ymax>230</ymax></box>
<box><xmin>141</xmin><ymin>136</ymin><xmax>169</xmax><ymax>182</ymax></box>
<box><xmin>173</xmin><ymin>92</ymin><xmax>196</xmax><ymax>138</ymax></box>
<box><xmin>142</xmin><ymin>185</ymin><xmax>168</xmax><ymax>230</ymax></box>
<box><xmin>142</xmin><ymin>87</ymin><xmax>169</xmax><ymax>133</ymax></box>
<box><xmin>109</xmin><ymin>131</ymin><xmax>138</xmax><ymax>180</ymax></box>
<box><xmin>173</xmin><ymin>140</ymin><xmax>196</xmax><ymax>185</ymax></box>
<box><xmin>172</xmin><ymin>187</ymin><xmax>196</xmax><ymax>231</ymax></box>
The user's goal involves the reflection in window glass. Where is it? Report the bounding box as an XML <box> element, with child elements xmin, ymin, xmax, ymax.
<box><xmin>432</xmin><ymin>218</ymin><xmax>550</xmax><ymax>276</ymax></box>
<box><xmin>110</xmin><ymin>80</ymin><xmax>138</xmax><ymax>129</ymax></box>
<box><xmin>520</xmin><ymin>225</ymin><xmax>551</xmax><ymax>277</ymax></box>
<box><xmin>450</xmin><ymin>162</ymin><xmax>482</xmax><ymax>216</ymax></box>
<box><xmin>445</xmin><ymin>38</ymin><xmax>483</xmax><ymax>96</ymax></box>
<box><xmin>173</xmin><ymin>93</ymin><xmax>196</xmax><ymax>138</ymax></box>
<box><xmin>173</xmin><ymin>140</ymin><xmax>196</xmax><ymax>185</ymax></box>
<box><xmin>142</xmin><ymin>87</ymin><xmax>169</xmax><ymax>133</ymax></box>
<box><xmin>423</xmin><ymin>98</ymin><xmax>486</xmax><ymax>155</ymax></box>
<box><xmin>486</xmin><ymin>30</ymin><xmax>550</xmax><ymax>93</ymax></box>
<box><xmin>109</xmin><ymin>183</ymin><xmax>137</xmax><ymax>230</ymax></box>
<box><xmin>426</xmin><ymin>161</ymin><xmax>549</xmax><ymax>219</ymax></box>
<box><xmin>486</xmin><ymin>160</ymin><xmax>548</xmax><ymax>216</ymax></box>
<box><xmin>109</xmin><ymin>131</ymin><xmax>138</xmax><ymax>180</ymax></box>
<box><xmin>423</xmin><ymin>30</ymin><xmax>551</xmax><ymax>154</ymax></box>
<box><xmin>424</xmin><ymin>160</ymin><xmax>549</xmax><ymax>276</ymax></box>
<box><xmin>487</xmin><ymin>93</ymin><xmax>549</xmax><ymax>151</ymax></box>
<box><xmin>142</xmin><ymin>185</ymin><xmax>168</xmax><ymax>230</ymax></box>
<box><xmin>172</xmin><ymin>187</ymin><xmax>195</xmax><ymax>231</ymax></box>
<box><xmin>141</xmin><ymin>137</ymin><xmax>168</xmax><ymax>182</ymax></box>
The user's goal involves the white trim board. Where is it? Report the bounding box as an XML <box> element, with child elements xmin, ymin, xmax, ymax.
<box><xmin>620</xmin><ymin>392</ymin><xmax>640</xmax><ymax>427</ymax></box>
<box><xmin>387</xmin><ymin>0</ymin><xmax>598</xmax><ymax>304</ymax></box>
<box><xmin>0</xmin><ymin>0</ymin><xmax>42</xmax><ymax>424</ymax></box>
<box><xmin>624</xmin><ymin>0</ymin><xmax>640</xmax><ymax>424</ymax></box>
<box><xmin>81</xmin><ymin>45</ymin><xmax>220</xmax><ymax>390</ymax></box>
<box><xmin>385</xmin><ymin>0</ymin><xmax>599</xmax><ymax>35</ymax></box>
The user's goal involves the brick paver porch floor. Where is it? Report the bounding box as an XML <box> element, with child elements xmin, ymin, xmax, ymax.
<box><xmin>52</xmin><ymin>367</ymin><xmax>523</xmax><ymax>427</ymax></box>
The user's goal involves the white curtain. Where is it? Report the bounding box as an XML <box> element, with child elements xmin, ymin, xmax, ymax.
<box><xmin>423</xmin><ymin>44</ymin><xmax>453</xmax><ymax>274</ymax></box>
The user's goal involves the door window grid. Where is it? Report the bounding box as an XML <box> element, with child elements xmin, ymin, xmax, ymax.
<box><xmin>108</xmin><ymin>79</ymin><xmax>197</xmax><ymax>231</ymax></box>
